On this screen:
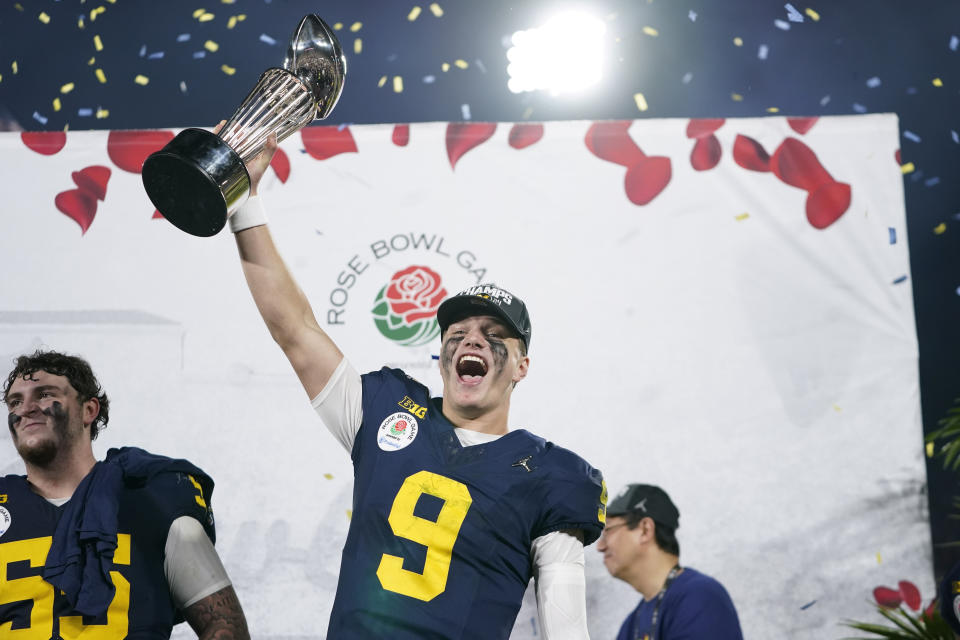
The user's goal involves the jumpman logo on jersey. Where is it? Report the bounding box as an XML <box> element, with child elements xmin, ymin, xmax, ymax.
<box><xmin>512</xmin><ymin>456</ymin><xmax>534</xmax><ymax>472</ymax></box>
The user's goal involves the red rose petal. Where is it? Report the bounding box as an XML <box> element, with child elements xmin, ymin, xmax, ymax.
<box><xmin>895</xmin><ymin>149</ymin><xmax>901</xmax><ymax>165</ymax></box>
<box><xmin>107</xmin><ymin>130</ymin><xmax>175</xmax><ymax>174</ymax></box>
<box><xmin>405</xmin><ymin>309</ymin><xmax>438</xmax><ymax>323</ymax></box>
<box><xmin>446</xmin><ymin>123</ymin><xmax>497</xmax><ymax>169</ymax></box>
<box><xmin>71</xmin><ymin>165</ymin><xmax>111</xmax><ymax>201</ymax></box>
<box><xmin>302</xmin><ymin>125</ymin><xmax>358</xmax><ymax>160</ymax></box>
<box><xmin>806</xmin><ymin>181</ymin><xmax>851</xmax><ymax>229</ymax></box>
<box><xmin>690</xmin><ymin>135</ymin><xmax>722</xmax><ymax>171</ymax></box>
<box><xmin>873</xmin><ymin>586</ymin><xmax>902</xmax><ymax>609</ymax></box>
<box><xmin>22</xmin><ymin>131</ymin><xmax>67</xmax><ymax>155</ymax></box>
<box><xmin>733</xmin><ymin>135</ymin><xmax>772</xmax><ymax>172</ymax></box>
<box><xmin>584</xmin><ymin>121</ymin><xmax>646</xmax><ymax>167</ymax></box>
<box><xmin>392</xmin><ymin>124</ymin><xmax>410</xmax><ymax>147</ymax></box>
<box><xmin>152</xmin><ymin>209</ymin><xmax>164</xmax><ymax>219</ymax></box>
<box><xmin>685</xmin><ymin>118</ymin><xmax>725</xmax><ymax>139</ymax></box>
<box><xmin>624</xmin><ymin>156</ymin><xmax>672</xmax><ymax>206</ymax></box>
<box><xmin>787</xmin><ymin>117</ymin><xmax>819</xmax><ymax>135</ymax></box>
<box><xmin>770</xmin><ymin>137</ymin><xmax>834</xmax><ymax>192</ymax></box>
<box><xmin>55</xmin><ymin>188</ymin><xmax>98</xmax><ymax>234</ymax></box>
<box><xmin>898</xmin><ymin>581</ymin><xmax>922</xmax><ymax>611</ymax></box>
<box><xmin>508</xmin><ymin>123</ymin><xmax>544</xmax><ymax>149</ymax></box>
<box><xmin>270</xmin><ymin>148</ymin><xmax>290</xmax><ymax>183</ymax></box>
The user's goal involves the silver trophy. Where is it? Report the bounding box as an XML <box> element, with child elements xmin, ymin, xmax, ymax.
<box><xmin>143</xmin><ymin>14</ymin><xmax>346</xmax><ymax>236</ymax></box>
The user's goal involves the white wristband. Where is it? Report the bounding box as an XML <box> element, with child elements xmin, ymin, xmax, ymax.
<box><xmin>229</xmin><ymin>194</ymin><xmax>268</xmax><ymax>233</ymax></box>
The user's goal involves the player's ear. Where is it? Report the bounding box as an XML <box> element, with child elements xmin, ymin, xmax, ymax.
<box><xmin>512</xmin><ymin>352</ymin><xmax>529</xmax><ymax>384</ymax></box>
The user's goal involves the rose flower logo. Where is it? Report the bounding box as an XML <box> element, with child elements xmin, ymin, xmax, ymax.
<box><xmin>371</xmin><ymin>266</ymin><xmax>448</xmax><ymax>346</ymax></box>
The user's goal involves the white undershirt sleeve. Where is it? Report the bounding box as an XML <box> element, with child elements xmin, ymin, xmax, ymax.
<box><xmin>164</xmin><ymin>516</ymin><xmax>232</xmax><ymax>609</ymax></box>
<box><xmin>310</xmin><ymin>358</ymin><xmax>364</xmax><ymax>453</ymax></box>
<box><xmin>532</xmin><ymin>530</ymin><xmax>591</xmax><ymax>640</ymax></box>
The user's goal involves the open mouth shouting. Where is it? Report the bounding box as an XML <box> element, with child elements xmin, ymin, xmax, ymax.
<box><xmin>456</xmin><ymin>354</ymin><xmax>488</xmax><ymax>384</ymax></box>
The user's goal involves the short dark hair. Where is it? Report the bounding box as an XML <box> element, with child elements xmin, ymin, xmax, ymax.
<box><xmin>625</xmin><ymin>509</ymin><xmax>681</xmax><ymax>556</ymax></box>
<box><xmin>3</xmin><ymin>350</ymin><xmax>110</xmax><ymax>440</ymax></box>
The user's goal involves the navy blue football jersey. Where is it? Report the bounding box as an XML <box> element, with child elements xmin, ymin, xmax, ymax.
<box><xmin>327</xmin><ymin>367</ymin><xmax>607</xmax><ymax>639</ymax></box>
<box><xmin>0</xmin><ymin>450</ymin><xmax>216</xmax><ymax>639</ymax></box>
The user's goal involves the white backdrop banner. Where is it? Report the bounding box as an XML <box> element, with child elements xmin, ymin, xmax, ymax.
<box><xmin>0</xmin><ymin>114</ymin><xmax>924</xmax><ymax>639</ymax></box>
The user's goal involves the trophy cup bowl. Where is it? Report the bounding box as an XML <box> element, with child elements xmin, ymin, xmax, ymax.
<box><xmin>142</xmin><ymin>14</ymin><xmax>346</xmax><ymax>236</ymax></box>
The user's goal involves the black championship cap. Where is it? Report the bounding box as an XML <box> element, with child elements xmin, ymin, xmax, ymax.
<box><xmin>606</xmin><ymin>484</ymin><xmax>680</xmax><ymax>530</ymax></box>
<box><xmin>938</xmin><ymin>560</ymin><xmax>960</xmax><ymax>635</ymax></box>
<box><xmin>436</xmin><ymin>284</ymin><xmax>532</xmax><ymax>349</ymax></box>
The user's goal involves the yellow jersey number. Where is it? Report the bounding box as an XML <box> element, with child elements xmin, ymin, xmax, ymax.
<box><xmin>0</xmin><ymin>534</ymin><xmax>131</xmax><ymax>639</ymax></box>
<box><xmin>376</xmin><ymin>471</ymin><xmax>473</xmax><ymax>602</ymax></box>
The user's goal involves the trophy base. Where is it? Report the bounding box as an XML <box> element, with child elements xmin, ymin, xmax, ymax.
<box><xmin>142</xmin><ymin>128</ymin><xmax>251</xmax><ymax>237</ymax></box>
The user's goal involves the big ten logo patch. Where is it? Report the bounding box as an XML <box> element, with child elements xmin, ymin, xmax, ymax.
<box><xmin>398</xmin><ymin>395</ymin><xmax>428</xmax><ymax>419</ymax></box>
<box><xmin>324</xmin><ymin>233</ymin><xmax>491</xmax><ymax>337</ymax></box>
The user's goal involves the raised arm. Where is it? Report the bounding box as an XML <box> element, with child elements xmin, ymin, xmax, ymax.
<box><xmin>231</xmin><ymin>134</ymin><xmax>343</xmax><ymax>398</ymax></box>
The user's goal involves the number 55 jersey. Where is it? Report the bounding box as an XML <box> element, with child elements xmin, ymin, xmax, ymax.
<box><xmin>324</xmin><ymin>367</ymin><xmax>607</xmax><ymax>639</ymax></box>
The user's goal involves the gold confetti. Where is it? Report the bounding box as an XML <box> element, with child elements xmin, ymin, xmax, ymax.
<box><xmin>96</xmin><ymin>107</ymin><xmax>109</xmax><ymax>119</ymax></box>
<box><xmin>227</xmin><ymin>16</ymin><xmax>237</xmax><ymax>29</ymax></box>
<box><xmin>52</xmin><ymin>97</ymin><xmax>61</xmax><ymax>112</ymax></box>
<box><xmin>522</xmin><ymin>107</ymin><xmax>534</xmax><ymax>119</ymax></box>
<box><xmin>429</xmin><ymin>3</ymin><xmax>443</xmax><ymax>17</ymax></box>
<box><xmin>441</xmin><ymin>62</ymin><xmax>450</xmax><ymax>72</ymax></box>
<box><xmin>38</xmin><ymin>11</ymin><xmax>50</xmax><ymax>24</ymax></box>
<box><xmin>633</xmin><ymin>92</ymin><xmax>648</xmax><ymax>111</ymax></box>
<box><xmin>876</xmin><ymin>552</ymin><xmax>882</xmax><ymax>565</ymax></box>
<box><xmin>735</xmin><ymin>213</ymin><xmax>750</xmax><ymax>221</ymax></box>
<box><xmin>333</xmin><ymin>22</ymin><xmax>343</xmax><ymax>30</ymax></box>
<box><xmin>221</xmin><ymin>64</ymin><xmax>236</xmax><ymax>75</ymax></box>
<box><xmin>94</xmin><ymin>35</ymin><xmax>104</xmax><ymax>51</ymax></box>
<box><xmin>926</xmin><ymin>442</ymin><xmax>935</xmax><ymax>457</ymax></box>
<box><xmin>377</xmin><ymin>75</ymin><xmax>387</xmax><ymax>88</ymax></box>
<box><xmin>900</xmin><ymin>162</ymin><xmax>915</xmax><ymax>174</ymax></box>
<box><xmin>323</xmin><ymin>473</ymin><xmax>333</xmax><ymax>480</ymax></box>
<box><xmin>350</xmin><ymin>22</ymin><xmax>362</xmax><ymax>32</ymax></box>
<box><xmin>408</xmin><ymin>6</ymin><xmax>422</xmax><ymax>20</ymax></box>
<box><xmin>933</xmin><ymin>77</ymin><xmax>943</xmax><ymax>87</ymax></box>
<box><xmin>0</xmin><ymin>74</ymin><xmax>3</xmax><ymax>83</ymax></box>
<box><xmin>60</xmin><ymin>82</ymin><xmax>75</xmax><ymax>94</ymax></box>
<box><xmin>198</xmin><ymin>12</ymin><xmax>215</xmax><ymax>22</ymax></box>
<box><xmin>805</xmin><ymin>8</ymin><xmax>820</xmax><ymax>21</ymax></box>
<box><xmin>733</xmin><ymin>37</ymin><xmax>743</xmax><ymax>46</ymax></box>
<box><xmin>934</xmin><ymin>222</ymin><xmax>947</xmax><ymax>235</ymax></box>
<box><xmin>193</xmin><ymin>8</ymin><xmax>206</xmax><ymax>18</ymax></box>
<box><xmin>90</xmin><ymin>6</ymin><xmax>106</xmax><ymax>20</ymax></box>
<box><xmin>134</xmin><ymin>74</ymin><xmax>149</xmax><ymax>86</ymax></box>
<box><xmin>832</xmin><ymin>404</ymin><xmax>842</xmax><ymax>412</ymax></box>
<box><xmin>766</xmin><ymin>107</ymin><xmax>780</xmax><ymax>113</ymax></box>
<box><xmin>204</xmin><ymin>40</ymin><xmax>219</xmax><ymax>52</ymax></box>
<box><xmin>731</xmin><ymin>93</ymin><xmax>743</xmax><ymax>101</ymax></box>
<box><xmin>12</xmin><ymin>61</ymin><xmax>18</xmax><ymax>74</ymax></box>
<box><xmin>88</xmin><ymin>57</ymin><xmax>96</xmax><ymax>65</ymax></box>
<box><xmin>393</xmin><ymin>76</ymin><xmax>404</xmax><ymax>93</ymax></box>
<box><xmin>642</xmin><ymin>26</ymin><xmax>658</xmax><ymax>37</ymax></box>
<box><xmin>77</xmin><ymin>15</ymin><xmax>85</xmax><ymax>28</ymax></box>
<box><xmin>346</xmin><ymin>509</ymin><xmax>352</xmax><ymax>519</ymax></box>
<box><xmin>354</xmin><ymin>38</ymin><xmax>362</xmax><ymax>54</ymax></box>
<box><xmin>95</xmin><ymin>68</ymin><xmax>106</xmax><ymax>83</ymax></box>
<box><xmin>14</xmin><ymin>3</ymin><xmax>23</xmax><ymax>10</ymax></box>
<box><xmin>221</xmin><ymin>0</ymin><xmax>236</xmax><ymax>4</ymax></box>
<box><xmin>454</xmin><ymin>59</ymin><xmax>468</xmax><ymax>69</ymax></box>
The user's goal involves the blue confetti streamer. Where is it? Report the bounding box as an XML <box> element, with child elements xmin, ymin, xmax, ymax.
<box><xmin>179</xmin><ymin>81</ymin><xmax>188</xmax><ymax>94</ymax></box>
<box><xmin>148</xmin><ymin>51</ymin><xmax>165</xmax><ymax>59</ymax></box>
<box><xmin>682</xmin><ymin>72</ymin><xmax>693</xmax><ymax>84</ymax></box>
<box><xmin>888</xmin><ymin>227</ymin><xmax>897</xmax><ymax>244</ymax></box>
<box><xmin>431</xmin><ymin>354</ymin><xmax>439</xmax><ymax>360</ymax></box>
<box><xmin>951</xmin><ymin>35</ymin><xmax>959</xmax><ymax>51</ymax></box>
<box><xmin>32</xmin><ymin>111</ymin><xmax>48</xmax><ymax>125</ymax></box>
<box><xmin>953</xmin><ymin>212</ymin><xmax>960</xmax><ymax>221</ymax></box>
<box><xmin>176</xmin><ymin>33</ymin><xmax>190</xmax><ymax>42</ymax></box>
<box><xmin>892</xmin><ymin>275</ymin><xmax>908</xmax><ymax>285</ymax></box>
<box><xmin>461</xmin><ymin>104</ymin><xmax>472</xmax><ymax>120</ymax></box>
<box><xmin>906</xmin><ymin>86</ymin><xmax>918</xmax><ymax>95</ymax></box>
<box><xmin>774</xmin><ymin>19</ymin><xmax>790</xmax><ymax>30</ymax></box>
<box><xmin>77</xmin><ymin>108</ymin><xmax>93</xmax><ymax>117</ymax></box>
<box><xmin>259</xmin><ymin>34</ymin><xmax>277</xmax><ymax>45</ymax></box>
<box><xmin>819</xmin><ymin>95</ymin><xmax>831</xmax><ymax>106</ymax></box>
<box><xmin>423</xmin><ymin>75</ymin><xmax>436</xmax><ymax>84</ymax></box>
<box><xmin>903</xmin><ymin>130</ymin><xmax>921</xmax><ymax>143</ymax></box>
<box><xmin>925</xmin><ymin>176</ymin><xmax>940</xmax><ymax>187</ymax></box>
<box><xmin>688</xmin><ymin>10</ymin><xmax>697</xmax><ymax>21</ymax></box>
<box><xmin>476</xmin><ymin>59</ymin><xmax>487</xmax><ymax>74</ymax></box>
<box><xmin>866</xmin><ymin>76</ymin><xmax>881</xmax><ymax>88</ymax></box>
<box><xmin>387</xmin><ymin>53</ymin><xmax>398</xmax><ymax>62</ymax></box>
<box><xmin>910</xmin><ymin>169</ymin><xmax>924</xmax><ymax>182</ymax></box>
<box><xmin>193</xmin><ymin>51</ymin><xmax>206</xmax><ymax>59</ymax></box>
<box><xmin>758</xmin><ymin>44</ymin><xmax>769</xmax><ymax>60</ymax></box>
<box><xmin>800</xmin><ymin>600</ymin><xmax>817</xmax><ymax>610</ymax></box>
<box><xmin>953</xmin><ymin>130</ymin><xmax>959</xmax><ymax>143</ymax></box>
<box><xmin>852</xmin><ymin>103</ymin><xmax>867</xmax><ymax>113</ymax></box>
<box><xmin>785</xmin><ymin>3</ymin><xmax>804</xmax><ymax>22</ymax></box>
<box><xmin>139</xmin><ymin>44</ymin><xmax>147</xmax><ymax>57</ymax></box>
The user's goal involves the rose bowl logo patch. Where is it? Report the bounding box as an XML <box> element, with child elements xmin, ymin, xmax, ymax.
<box><xmin>377</xmin><ymin>412</ymin><xmax>419</xmax><ymax>451</ymax></box>
<box><xmin>0</xmin><ymin>506</ymin><xmax>11</xmax><ymax>538</ymax></box>
<box><xmin>371</xmin><ymin>265</ymin><xmax>447</xmax><ymax>346</ymax></box>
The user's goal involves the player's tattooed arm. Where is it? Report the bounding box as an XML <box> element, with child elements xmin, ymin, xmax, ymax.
<box><xmin>184</xmin><ymin>585</ymin><xmax>251</xmax><ymax>640</ymax></box>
